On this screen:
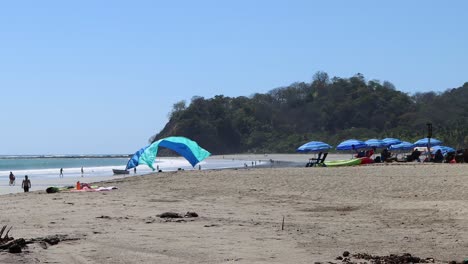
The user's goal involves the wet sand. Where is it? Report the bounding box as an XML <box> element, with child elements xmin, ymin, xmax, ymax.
<box><xmin>1</xmin><ymin>154</ymin><xmax>467</xmax><ymax>263</ymax></box>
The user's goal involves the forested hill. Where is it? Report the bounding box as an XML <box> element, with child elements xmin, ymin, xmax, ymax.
<box><xmin>151</xmin><ymin>72</ymin><xmax>468</xmax><ymax>154</ymax></box>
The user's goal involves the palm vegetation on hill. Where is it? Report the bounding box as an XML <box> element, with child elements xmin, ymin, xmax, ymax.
<box><xmin>152</xmin><ymin>72</ymin><xmax>468</xmax><ymax>154</ymax></box>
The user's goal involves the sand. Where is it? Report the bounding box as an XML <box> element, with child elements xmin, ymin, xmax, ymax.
<box><xmin>1</xmin><ymin>154</ymin><xmax>467</xmax><ymax>263</ymax></box>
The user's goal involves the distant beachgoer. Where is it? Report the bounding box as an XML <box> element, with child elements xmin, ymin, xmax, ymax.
<box><xmin>356</xmin><ymin>150</ymin><xmax>365</xmax><ymax>158</ymax></box>
<box><xmin>134</xmin><ymin>167</ymin><xmax>137</xmax><ymax>174</ymax></box>
<box><xmin>9</xmin><ymin>171</ymin><xmax>15</xmax><ymax>186</ymax></box>
<box><xmin>381</xmin><ymin>149</ymin><xmax>390</xmax><ymax>162</ymax></box>
<box><xmin>22</xmin><ymin>175</ymin><xmax>31</xmax><ymax>192</ymax></box>
<box><xmin>434</xmin><ymin>149</ymin><xmax>444</xmax><ymax>163</ymax></box>
<box><xmin>81</xmin><ymin>167</ymin><xmax>84</xmax><ymax>177</ymax></box>
<box><xmin>407</xmin><ymin>149</ymin><xmax>421</xmax><ymax>162</ymax></box>
<box><xmin>60</xmin><ymin>168</ymin><xmax>63</xmax><ymax>178</ymax></box>
<box><xmin>198</xmin><ymin>165</ymin><xmax>201</xmax><ymax>170</ymax></box>
<box><xmin>365</xmin><ymin>147</ymin><xmax>375</xmax><ymax>157</ymax></box>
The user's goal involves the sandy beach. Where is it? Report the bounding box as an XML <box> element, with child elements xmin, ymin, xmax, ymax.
<box><xmin>1</xmin><ymin>154</ymin><xmax>468</xmax><ymax>263</ymax></box>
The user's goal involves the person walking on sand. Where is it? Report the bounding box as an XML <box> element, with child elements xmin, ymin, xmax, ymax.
<box><xmin>22</xmin><ymin>175</ymin><xmax>31</xmax><ymax>192</ymax></box>
<box><xmin>9</xmin><ymin>171</ymin><xmax>15</xmax><ymax>186</ymax></box>
<box><xmin>81</xmin><ymin>166</ymin><xmax>84</xmax><ymax>177</ymax></box>
<box><xmin>60</xmin><ymin>168</ymin><xmax>63</xmax><ymax>178</ymax></box>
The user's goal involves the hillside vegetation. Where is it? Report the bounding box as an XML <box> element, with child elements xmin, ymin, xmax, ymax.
<box><xmin>151</xmin><ymin>72</ymin><xmax>468</xmax><ymax>154</ymax></box>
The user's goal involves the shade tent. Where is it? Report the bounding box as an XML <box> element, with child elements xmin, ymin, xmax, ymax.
<box><xmin>297</xmin><ymin>141</ymin><xmax>332</xmax><ymax>153</ymax></box>
<box><xmin>413</xmin><ymin>138</ymin><xmax>442</xmax><ymax>147</ymax></box>
<box><xmin>388</xmin><ymin>141</ymin><xmax>415</xmax><ymax>151</ymax></box>
<box><xmin>365</xmin><ymin>139</ymin><xmax>387</xmax><ymax>148</ymax></box>
<box><xmin>382</xmin><ymin>138</ymin><xmax>402</xmax><ymax>146</ymax></box>
<box><xmin>336</xmin><ymin>139</ymin><xmax>367</xmax><ymax>151</ymax></box>
<box><xmin>126</xmin><ymin>146</ymin><xmax>149</xmax><ymax>170</ymax></box>
<box><xmin>126</xmin><ymin>136</ymin><xmax>211</xmax><ymax>170</ymax></box>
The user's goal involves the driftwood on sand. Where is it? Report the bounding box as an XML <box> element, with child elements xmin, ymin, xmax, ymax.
<box><xmin>0</xmin><ymin>225</ymin><xmax>80</xmax><ymax>254</ymax></box>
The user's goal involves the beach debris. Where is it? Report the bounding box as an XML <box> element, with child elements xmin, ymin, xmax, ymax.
<box><xmin>157</xmin><ymin>212</ymin><xmax>183</xmax><ymax>218</ymax></box>
<box><xmin>224</xmin><ymin>257</ymin><xmax>242</xmax><ymax>262</ymax></box>
<box><xmin>0</xmin><ymin>226</ymin><xmax>25</xmax><ymax>254</ymax></box>
<box><xmin>203</xmin><ymin>224</ymin><xmax>219</xmax><ymax>228</ymax></box>
<box><xmin>38</xmin><ymin>241</ymin><xmax>48</xmax><ymax>249</ymax></box>
<box><xmin>331</xmin><ymin>252</ymin><xmax>435</xmax><ymax>263</ymax></box>
<box><xmin>154</xmin><ymin>211</ymin><xmax>199</xmax><ymax>223</ymax></box>
<box><xmin>0</xmin><ymin>225</ymin><xmax>13</xmax><ymax>243</ymax></box>
<box><xmin>96</xmin><ymin>215</ymin><xmax>111</xmax><ymax>219</ymax></box>
<box><xmin>26</xmin><ymin>234</ymin><xmax>80</xmax><ymax>247</ymax></box>
<box><xmin>0</xmin><ymin>238</ymin><xmax>26</xmax><ymax>254</ymax></box>
<box><xmin>157</xmin><ymin>211</ymin><xmax>199</xmax><ymax>218</ymax></box>
<box><xmin>184</xmin><ymin>211</ymin><xmax>198</xmax><ymax>218</ymax></box>
<box><xmin>144</xmin><ymin>217</ymin><xmax>156</xmax><ymax>224</ymax></box>
<box><xmin>0</xmin><ymin>227</ymin><xmax>80</xmax><ymax>254</ymax></box>
<box><xmin>8</xmin><ymin>243</ymin><xmax>22</xmax><ymax>253</ymax></box>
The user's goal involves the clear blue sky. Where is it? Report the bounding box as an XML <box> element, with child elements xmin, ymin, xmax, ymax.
<box><xmin>1</xmin><ymin>0</ymin><xmax>466</xmax><ymax>154</ymax></box>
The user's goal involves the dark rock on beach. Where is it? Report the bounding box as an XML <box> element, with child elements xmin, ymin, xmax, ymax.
<box><xmin>158</xmin><ymin>212</ymin><xmax>183</xmax><ymax>218</ymax></box>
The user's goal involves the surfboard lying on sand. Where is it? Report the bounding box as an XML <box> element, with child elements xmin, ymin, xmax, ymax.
<box><xmin>324</xmin><ymin>158</ymin><xmax>362</xmax><ymax>167</ymax></box>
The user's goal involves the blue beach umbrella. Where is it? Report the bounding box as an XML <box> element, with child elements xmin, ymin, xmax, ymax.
<box><xmin>388</xmin><ymin>141</ymin><xmax>415</xmax><ymax>151</ymax></box>
<box><xmin>336</xmin><ymin>139</ymin><xmax>367</xmax><ymax>151</ymax></box>
<box><xmin>365</xmin><ymin>139</ymin><xmax>387</xmax><ymax>148</ymax></box>
<box><xmin>413</xmin><ymin>138</ymin><xmax>442</xmax><ymax>147</ymax></box>
<box><xmin>296</xmin><ymin>141</ymin><xmax>332</xmax><ymax>153</ymax></box>
<box><xmin>382</xmin><ymin>138</ymin><xmax>402</xmax><ymax>146</ymax></box>
<box><xmin>431</xmin><ymin>145</ymin><xmax>455</xmax><ymax>155</ymax></box>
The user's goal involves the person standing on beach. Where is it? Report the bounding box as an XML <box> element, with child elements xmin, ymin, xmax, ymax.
<box><xmin>60</xmin><ymin>168</ymin><xmax>63</xmax><ymax>178</ymax></box>
<box><xmin>81</xmin><ymin>167</ymin><xmax>84</xmax><ymax>177</ymax></box>
<box><xmin>22</xmin><ymin>175</ymin><xmax>31</xmax><ymax>192</ymax></box>
<box><xmin>9</xmin><ymin>171</ymin><xmax>15</xmax><ymax>186</ymax></box>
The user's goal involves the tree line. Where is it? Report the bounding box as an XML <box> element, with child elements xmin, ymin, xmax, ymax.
<box><xmin>151</xmin><ymin>72</ymin><xmax>468</xmax><ymax>154</ymax></box>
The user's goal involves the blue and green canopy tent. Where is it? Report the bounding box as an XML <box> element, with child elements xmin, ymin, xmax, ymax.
<box><xmin>126</xmin><ymin>136</ymin><xmax>211</xmax><ymax>170</ymax></box>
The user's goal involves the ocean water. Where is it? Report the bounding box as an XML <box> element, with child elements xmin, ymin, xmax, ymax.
<box><xmin>0</xmin><ymin>155</ymin><xmax>258</xmax><ymax>185</ymax></box>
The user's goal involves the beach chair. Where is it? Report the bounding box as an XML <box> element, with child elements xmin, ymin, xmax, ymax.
<box><xmin>306</xmin><ymin>152</ymin><xmax>322</xmax><ymax>167</ymax></box>
<box><xmin>314</xmin><ymin>152</ymin><xmax>328</xmax><ymax>167</ymax></box>
<box><xmin>310</xmin><ymin>153</ymin><xmax>328</xmax><ymax>167</ymax></box>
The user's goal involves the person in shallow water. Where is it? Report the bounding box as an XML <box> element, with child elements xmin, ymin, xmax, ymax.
<box><xmin>9</xmin><ymin>171</ymin><xmax>15</xmax><ymax>186</ymax></box>
<box><xmin>22</xmin><ymin>175</ymin><xmax>31</xmax><ymax>192</ymax></box>
<box><xmin>60</xmin><ymin>168</ymin><xmax>63</xmax><ymax>178</ymax></box>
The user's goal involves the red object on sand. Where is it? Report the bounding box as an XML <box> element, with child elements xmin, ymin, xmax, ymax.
<box><xmin>359</xmin><ymin>157</ymin><xmax>375</xmax><ymax>164</ymax></box>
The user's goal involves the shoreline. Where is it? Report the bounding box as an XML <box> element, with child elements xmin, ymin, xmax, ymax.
<box><xmin>0</xmin><ymin>153</ymin><xmax>434</xmax><ymax>195</ymax></box>
<box><xmin>1</xmin><ymin>156</ymin><xmax>270</xmax><ymax>195</ymax></box>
